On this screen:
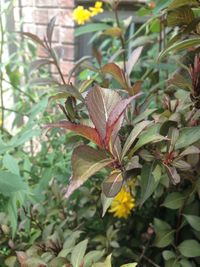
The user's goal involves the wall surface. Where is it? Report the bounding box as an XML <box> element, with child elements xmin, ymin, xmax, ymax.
<box><xmin>14</xmin><ymin>0</ymin><xmax>76</xmax><ymax>80</ymax></box>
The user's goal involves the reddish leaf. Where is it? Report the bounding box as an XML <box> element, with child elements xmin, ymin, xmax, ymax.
<box><xmin>44</xmin><ymin>120</ymin><xmax>102</xmax><ymax>147</ymax></box>
<box><xmin>65</xmin><ymin>145</ymin><xmax>114</xmax><ymax>198</ymax></box>
<box><xmin>106</xmin><ymin>92</ymin><xmax>143</xmax><ymax>145</ymax></box>
<box><xmin>126</xmin><ymin>46</ymin><xmax>143</xmax><ymax>76</ymax></box>
<box><xmin>86</xmin><ymin>85</ymin><xmax>121</xmax><ymax>143</ymax></box>
<box><xmin>101</xmin><ymin>63</ymin><xmax>129</xmax><ymax>90</ymax></box>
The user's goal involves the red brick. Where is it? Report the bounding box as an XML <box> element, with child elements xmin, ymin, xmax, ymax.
<box><xmin>35</xmin><ymin>0</ymin><xmax>74</xmax><ymax>8</ymax></box>
<box><xmin>51</xmin><ymin>60</ymin><xmax>74</xmax><ymax>75</ymax></box>
<box><xmin>60</xmin><ymin>27</ymin><xmax>74</xmax><ymax>43</ymax></box>
<box><xmin>20</xmin><ymin>0</ymin><xmax>35</xmax><ymax>6</ymax></box>
<box><xmin>57</xmin><ymin>0</ymin><xmax>74</xmax><ymax>8</ymax></box>
<box><xmin>57</xmin><ymin>9</ymin><xmax>74</xmax><ymax>27</ymax></box>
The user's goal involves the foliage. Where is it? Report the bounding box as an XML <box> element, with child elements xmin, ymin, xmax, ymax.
<box><xmin>1</xmin><ymin>0</ymin><xmax>200</xmax><ymax>267</ymax></box>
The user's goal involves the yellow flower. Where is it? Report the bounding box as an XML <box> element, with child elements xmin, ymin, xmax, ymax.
<box><xmin>89</xmin><ymin>1</ymin><xmax>104</xmax><ymax>16</ymax></box>
<box><xmin>73</xmin><ymin>6</ymin><xmax>92</xmax><ymax>25</ymax></box>
<box><xmin>109</xmin><ymin>187</ymin><xmax>135</xmax><ymax>219</ymax></box>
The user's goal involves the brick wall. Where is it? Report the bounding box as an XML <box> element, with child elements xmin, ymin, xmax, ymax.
<box><xmin>14</xmin><ymin>0</ymin><xmax>76</xmax><ymax>80</ymax></box>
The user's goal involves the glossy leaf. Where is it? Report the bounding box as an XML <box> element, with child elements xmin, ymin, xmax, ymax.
<box><xmin>65</xmin><ymin>145</ymin><xmax>113</xmax><ymax>198</ymax></box>
<box><xmin>106</xmin><ymin>92</ymin><xmax>142</xmax><ymax>145</ymax></box>
<box><xmin>86</xmin><ymin>85</ymin><xmax>121</xmax><ymax>142</ymax></box>
<box><xmin>44</xmin><ymin>120</ymin><xmax>102</xmax><ymax>147</ymax></box>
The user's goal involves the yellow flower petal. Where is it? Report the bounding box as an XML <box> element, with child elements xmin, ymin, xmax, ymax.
<box><xmin>109</xmin><ymin>187</ymin><xmax>135</xmax><ymax>219</ymax></box>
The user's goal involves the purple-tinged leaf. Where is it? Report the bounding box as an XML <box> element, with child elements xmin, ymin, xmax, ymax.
<box><xmin>164</xmin><ymin>165</ymin><xmax>180</xmax><ymax>185</ymax></box>
<box><xmin>22</xmin><ymin>32</ymin><xmax>46</xmax><ymax>48</ymax></box>
<box><xmin>102</xmin><ymin>63</ymin><xmax>129</xmax><ymax>90</ymax></box>
<box><xmin>86</xmin><ymin>85</ymin><xmax>121</xmax><ymax>143</ymax></box>
<box><xmin>102</xmin><ymin>169</ymin><xmax>123</xmax><ymax>197</ymax></box>
<box><xmin>65</xmin><ymin>145</ymin><xmax>114</xmax><ymax>198</ymax></box>
<box><xmin>47</xmin><ymin>16</ymin><xmax>56</xmax><ymax>45</ymax></box>
<box><xmin>44</xmin><ymin>120</ymin><xmax>102</xmax><ymax>147</ymax></box>
<box><xmin>106</xmin><ymin>92</ymin><xmax>142</xmax><ymax>145</ymax></box>
<box><xmin>126</xmin><ymin>46</ymin><xmax>143</xmax><ymax>76</ymax></box>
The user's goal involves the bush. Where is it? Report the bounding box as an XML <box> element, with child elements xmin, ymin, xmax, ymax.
<box><xmin>1</xmin><ymin>0</ymin><xmax>200</xmax><ymax>266</ymax></box>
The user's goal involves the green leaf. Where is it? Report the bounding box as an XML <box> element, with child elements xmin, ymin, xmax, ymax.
<box><xmin>75</xmin><ymin>23</ymin><xmax>110</xmax><ymax>37</ymax></box>
<box><xmin>121</xmin><ymin>264</ymin><xmax>138</xmax><ymax>267</ymax></box>
<box><xmin>92</xmin><ymin>254</ymin><xmax>112</xmax><ymax>267</ymax></box>
<box><xmin>71</xmin><ymin>239</ymin><xmax>88</xmax><ymax>267</ymax></box>
<box><xmin>175</xmin><ymin>126</ymin><xmax>200</xmax><ymax>150</ymax></box>
<box><xmin>154</xmin><ymin>218</ymin><xmax>174</xmax><ymax>248</ymax></box>
<box><xmin>132</xmin><ymin>109</ymin><xmax>157</xmax><ymax>124</ymax></box>
<box><xmin>159</xmin><ymin>39</ymin><xmax>200</xmax><ymax>60</ymax></box>
<box><xmin>0</xmin><ymin>171</ymin><xmax>27</xmax><ymax>195</ymax></box>
<box><xmin>180</xmin><ymin>259</ymin><xmax>192</xmax><ymax>267</ymax></box>
<box><xmin>101</xmin><ymin>193</ymin><xmax>113</xmax><ymax>217</ymax></box>
<box><xmin>162</xmin><ymin>250</ymin><xmax>176</xmax><ymax>260</ymax></box>
<box><xmin>83</xmin><ymin>250</ymin><xmax>105</xmax><ymax>267</ymax></box>
<box><xmin>178</xmin><ymin>240</ymin><xmax>200</xmax><ymax>258</ymax></box>
<box><xmin>3</xmin><ymin>154</ymin><xmax>20</xmax><ymax>176</ymax></box>
<box><xmin>121</xmin><ymin>121</ymin><xmax>151</xmax><ymax>159</ymax></box>
<box><xmin>140</xmin><ymin>163</ymin><xmax>161</xmax><ymax>206</ymax></box>
<box><xmin>162</xmin><ymin>192</ymin><xmax>185</xmax><ymax>209</ymax></box>
<box><xmin>129</xmin><ymin>131</ymin><xmax>165</xmax><ymax>157</ymax></box>
<box><xmin>183</xmin><ymin>214</ymin><xmax>200</xmax><ymax>231</ymax></box>
<box><xmin>65</xmin><ymin>145</ymin><xmax>114</xmax><ymax>198</ymax></box>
